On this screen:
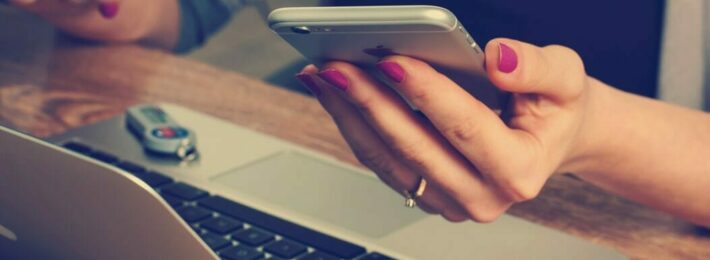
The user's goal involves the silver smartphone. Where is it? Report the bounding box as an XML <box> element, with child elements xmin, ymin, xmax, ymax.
<box><xmin>268</xmin><ymin>5</ymin><xmax>502</xmax><ymax>108</ymax></box>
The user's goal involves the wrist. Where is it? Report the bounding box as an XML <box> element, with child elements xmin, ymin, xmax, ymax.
<box><xmin>557</xmin><ymin>77</ymin><xmax>620</xmax><ymax>176</ymax></box>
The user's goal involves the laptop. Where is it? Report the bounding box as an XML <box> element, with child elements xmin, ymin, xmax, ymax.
<box><xmin>0</xmin><ymin>103</ymin><xmax>624</xmax><ymax>259</ymax></box>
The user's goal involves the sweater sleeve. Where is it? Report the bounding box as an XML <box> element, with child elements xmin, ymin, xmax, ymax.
<box><xmin>174</xmin><ymin>0</ymin><xmax>245</xmax><ymax>53</ymax></box>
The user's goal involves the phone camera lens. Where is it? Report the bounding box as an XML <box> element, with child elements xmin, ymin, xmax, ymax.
<box><xmin>291</xmin><ymin>26</ymin><xmax>311</xmax><ymax>34</ymax></box>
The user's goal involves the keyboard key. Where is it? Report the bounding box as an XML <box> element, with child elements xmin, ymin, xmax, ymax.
<box><xmin>264</xmin><ymin>239</ymin><xmax>307</xmax><ymax>258</ymax></box>
<box><xmin>117</xmin><ymin>161</ymin><xmax>146</xmax><ymax>174</ymax></box>
<box><xmin>231</xmin><ymin>228</ymin><xmax>274</xmax><ymax>246</ymax></box>
<box><xmin>200</xmin><ymin>196</ymin><xmax>366</xmax><ymax>258</ymax></box>
<box><xmin>63</xmin><ymin>142</ymin><xmax>93</xmax><ymax>154</ymax></box>
<box><xmin>359</xmin><ymin>252</ymin><xmax>394</xmax><ymax>260</ymax></box>
<box><xmin>133</xmin><ymin>171</ymin><xmax>172</xmax><ymax>187</ymax></box>
<box><xmin>160</xmin><ymin>193</ymin><xmax>185</xmax><ymax>208</ymax></box>
<box><xmin>176</xmin><ymin>205</ymin><xmax>212</xmax><ymax>223</ymax></box>
<box><xmin>199</xmin><ymin>231</ymin><xmax>231</xmax><ymax>250</ymax></box>
<box><xmin>200</xmin><ymin>216</ymin><xmax>243</xmax><ymax>235</ymax></box>
<box><xmin>298</xmin><ymin>251</ymin><xmax>338</xmax><ymax>260</ymax></box>
<box><xmin>220</xmin><ymin>245</ymin><xmax>263</xmax><ymax>260</ymax></box>
<box><xmin>162</xmin><ymin>183</ymin><xmax>208</xmax><ymax>201</ymax></box>
<box><xmin>89</xmin><ymin>150</ymin><xmax>119</xmax><ymax>164</ymax></box>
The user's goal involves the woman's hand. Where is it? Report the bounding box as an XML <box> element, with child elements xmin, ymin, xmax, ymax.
<box><xmin>296</xmin><ymin>38</ymin><xmax>601</xmax><ymax>222</ymax></box>
<box><xmin>8</xmin><ymin>0</ymin><xmax>179</xmax><ymax>49</ymax></box>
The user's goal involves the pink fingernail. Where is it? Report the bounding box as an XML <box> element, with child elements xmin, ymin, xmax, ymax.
<box><xmin>318</xmin><ymin>69</ymin><xmax>349</xmax><ymax>91</ymax></box>
<box><xmin>295</xmin><ymin>73</ymin><xmax>321</xmax><ymax>96</ymax></box>
<box><xmin>376</xmin><ymin>61</ymin><xmax>405</xmax><ymax>83</ymax></box>
<box><xmin>498</xmin><ymin>43</ymin><xmax>518</xmax><ymax>73</ymax></box>
<box><xmin>99</xmin><ymin>2</ymin><xmax>120</xmax><ymax>19</ymax></box>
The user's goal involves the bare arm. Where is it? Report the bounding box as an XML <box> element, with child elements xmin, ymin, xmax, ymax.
<box><xmin>573</xmin><ymin>80</ymin><xmax>710</xmax><ymax>227</ymax></box>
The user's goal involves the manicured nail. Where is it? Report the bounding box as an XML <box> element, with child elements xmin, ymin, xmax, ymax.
<box><xmin>99</xmin><ymin>2</ymin><xmax>120</xmax><ymax>19</ymax></box>
<box><xmin>498</xmin><ymin>43</ymin><xmax>518</xmax><ymax>73</ymax></box>
<box><xmin>376</xmin><ymin>61</ymin><xmax>405</xmax><ymax>83</ymax></box>
<box><xmin>295</xmin><ymin>73</ymin><xmax>321</xmax><ymax>96</ymax></box>
<box><xmin>318</xmin><ymin>69</ymin><xmax>349</xmax><ymax>91</ymax></box>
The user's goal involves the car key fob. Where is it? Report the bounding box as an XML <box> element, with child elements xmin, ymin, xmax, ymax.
<box><xmin>125</xmin><ymin>104</ymin><xmax>197</xmax><ymax>160</ymax></box>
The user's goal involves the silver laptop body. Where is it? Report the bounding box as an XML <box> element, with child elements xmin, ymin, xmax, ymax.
<box><xmin>0</xmin><ymin>103</ymin><xmax>624</xmax><ymax>259</ymax></box>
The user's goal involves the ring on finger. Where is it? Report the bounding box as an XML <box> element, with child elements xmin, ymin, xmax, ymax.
<box><xmin>404</xmin><ymin>177</ymin><xmax>427</xmax><ymax>208</ymax></box>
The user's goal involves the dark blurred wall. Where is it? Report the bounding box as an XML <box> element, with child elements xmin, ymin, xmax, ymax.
<box><xmin>331</xmin><ymin>0</ymin><xmax>666</xmax><ymax>98</ymax></box>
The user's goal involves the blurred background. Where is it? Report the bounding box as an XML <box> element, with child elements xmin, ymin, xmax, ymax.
<box><xmin>0</xmin><ymin>0</ymin><xmax>320</xmax><ymax>95</ymax></box>
<box><xmin>187</xmin><ymin>0</ymin><xmax>319</xmax><ymax>80</ymax></box>
<box><xmin>187</xmin><ymin>0</ymin><xmax>318</xmax><ymax>90</ymax></box>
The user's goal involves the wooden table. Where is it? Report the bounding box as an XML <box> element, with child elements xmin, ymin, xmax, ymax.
<box><xmin>1</xmin><ymin>37</ymin><xmax>709</xmax><ymax>259</ymax></box>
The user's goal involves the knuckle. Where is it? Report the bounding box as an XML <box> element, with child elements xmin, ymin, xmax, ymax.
<box><xmin>542</xmin><ymin>44</ymin><xmax>577</xmax><ymax>58</ymax></box>
<box><xmin>352</xmin><ymin>148</ymin><xmax>396</xmax><ymax>177</ymax></box>
<box><xmin>498</xmin><ymin>179</ymin><xmax>542</xmax><ymax>202</ymax></box>
<box><xmin>462</xmin><ymin>204</ymin><xmax>503</xmax><ymax>223</ymax></box>
<box><xmin>351</xmin><ymin>94</ymin><xmax>379</xmax><ymax>115</ymax></box>
<box><xmin>442</xmin><ymin>117</ymin><xmax>482</xmax><ymax>144</ymax></box>
<box><xmin>441</xmin><ymin>212</ymin><xmax>467</xmax><ymax>223</ymax></box>
<box><xmin>538</xmin><ymin>45</ymin><xmax>587</xmax><ymax>97</ymax></box>
<box><xmin>468</xmin><ymin>212</ymin><xmax>499</xmax><ymax>224</ymax></box>
<box><xmin>401</xmin><ymin>71</ymin><xmax>444</xmax><ymax>106</ymax></box>
<box><xmin>405</xmin><ymin>83</ymin><xmax>434</xmax><ymax>106</ymax></box>
<box><xmin>391</xmin><ymin>139</ymin><xmax>431</xmax><ymax>170</ymax></box>
<box><xmin>543</xmin><ymin>45</ymin><xmax>585</xmax><ymax>74</ymax></box>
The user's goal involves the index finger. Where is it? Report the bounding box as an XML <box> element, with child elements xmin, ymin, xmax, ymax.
<box><xmin>375</xmin><ymin>55</ymin><xmax>527</xmax><ymax>178</ymax></box>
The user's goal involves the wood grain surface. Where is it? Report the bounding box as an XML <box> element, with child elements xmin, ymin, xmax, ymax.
<box><xmin>1</xmin><ymin>39</ymin><xmax>708</xmax><ymax>259</ymax></box>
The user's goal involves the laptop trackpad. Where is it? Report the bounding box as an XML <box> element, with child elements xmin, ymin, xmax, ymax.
<box><xmin>212</xmin><ymin>152</ymin><xmax>427</xmax><ymax>238</ymax></box>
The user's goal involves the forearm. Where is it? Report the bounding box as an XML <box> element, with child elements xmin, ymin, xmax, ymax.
<box><xmin>574</xmin><ymin>79</ymin><xmax>710</xmax><ymax>227</ymax></box>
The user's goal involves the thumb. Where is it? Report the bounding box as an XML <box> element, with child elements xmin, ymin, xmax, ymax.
<box><xmin>485</xmin><ymin>38</ymin><xmax>587</xmax><ymax>103</ymax></box>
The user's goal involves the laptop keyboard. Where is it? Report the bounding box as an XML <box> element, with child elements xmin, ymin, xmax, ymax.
<box><xmin>62</xmin><ymin>141</ymin><xmax>394</xmax><ymax>260</ymax></box>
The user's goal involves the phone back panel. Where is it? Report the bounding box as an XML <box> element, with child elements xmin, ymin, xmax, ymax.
<box><xmin>269</xmin><ymin>6</ymin><xmax>502</xmax><ymax>108</ymax></box>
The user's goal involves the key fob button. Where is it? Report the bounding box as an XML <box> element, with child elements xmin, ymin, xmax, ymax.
<box><xmin>152</xmin><ymin>127</ymin><xmax>188</xmax><ymax>139</ymax></box>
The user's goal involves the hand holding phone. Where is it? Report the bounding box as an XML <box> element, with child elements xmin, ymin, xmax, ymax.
<box><xmin>269</xmin><ymin>5</ymin><xmax>502</xmax><ymax>108</ymax></box>
<box><xmin>291</xmin><ymin>29</ymin><xmax>599</xmax><ymax>223</ymax></box>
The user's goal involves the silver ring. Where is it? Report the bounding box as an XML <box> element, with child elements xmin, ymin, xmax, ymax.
<box><xmin>404</xmin><ymin>177</ymin><xmax>427</xmax><ymax>208</ymax></box>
